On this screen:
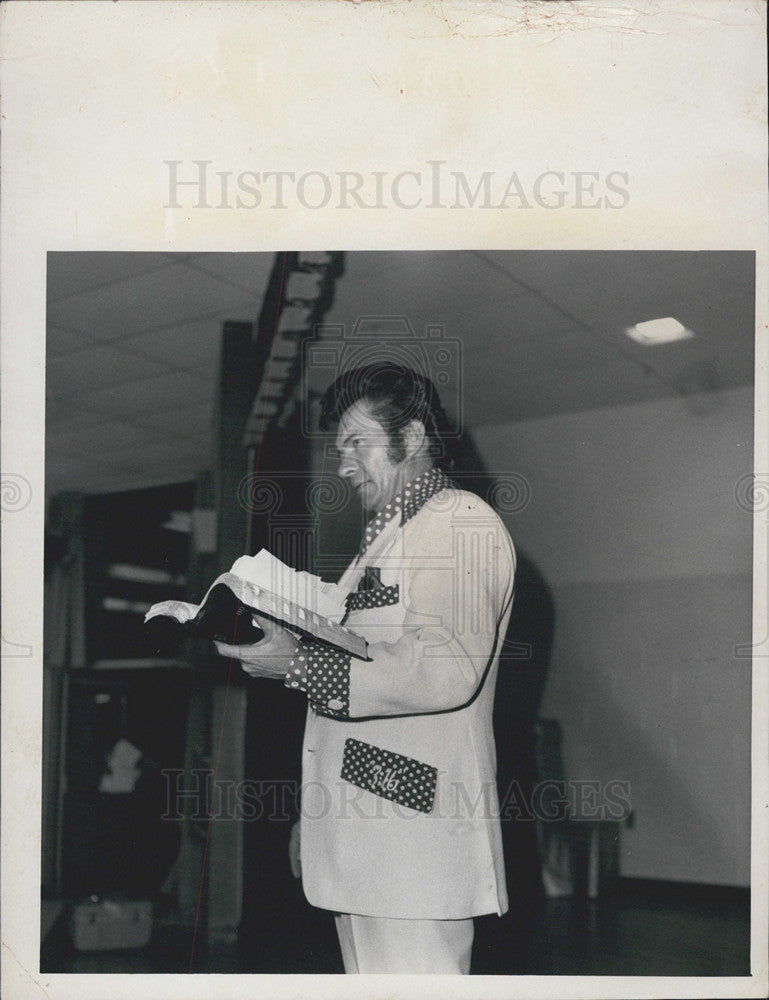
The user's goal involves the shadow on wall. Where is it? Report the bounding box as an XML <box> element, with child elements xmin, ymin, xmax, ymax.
<box><xmin>451</xmin><ymin>431</ymin><xmax>557</xmax><ymax>911</ymax></box>
<box><xmin>449</xmin><ymin>430</ymin><xmax>555</xmax><ymax>715</ymax></box>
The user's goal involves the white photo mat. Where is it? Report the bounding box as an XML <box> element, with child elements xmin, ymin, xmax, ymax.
<box><xmin>1</xmin><ymin>2</ymin><xmax>766</xmax><ymax>999</ymax></box>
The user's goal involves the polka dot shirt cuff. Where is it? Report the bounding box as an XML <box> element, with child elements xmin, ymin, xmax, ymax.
<box><xmin>284</xmin><ymin>641</ymin><xmax>310</xmax><ymax>694</ymax></box>
<box><xmin>290</xmin><ymin>640</ymin><xmax>351</xmax><ymax>718</ymax></box>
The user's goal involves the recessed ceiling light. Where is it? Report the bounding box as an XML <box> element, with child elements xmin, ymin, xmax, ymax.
<box><xmin>625</xmin><ymin>317</ymin><xmax>694</xmax><ymax>345</ymax></box>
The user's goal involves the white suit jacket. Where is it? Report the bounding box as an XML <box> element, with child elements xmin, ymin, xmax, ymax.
<box><xmin>285</xmin><ymin>468</ymin><xmax>516</xmax><ymax>919</ymax></box>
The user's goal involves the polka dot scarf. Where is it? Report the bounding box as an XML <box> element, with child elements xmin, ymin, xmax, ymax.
<box><xmin>359</xmin><ymin>467</ymin><xmax>451</xmax><ymax>556</ymax></box>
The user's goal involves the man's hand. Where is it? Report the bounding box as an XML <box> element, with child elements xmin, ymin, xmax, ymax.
<box><xmin>214</xmin><ymin>614</ymin><xmax>299</xmax><ymax>679</ymax></box>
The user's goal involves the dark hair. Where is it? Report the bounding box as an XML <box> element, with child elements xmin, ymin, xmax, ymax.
<box><xmin>319</xmin><ymin>364</ymin><xmax>454</xmax><ymax>468</ymax></box>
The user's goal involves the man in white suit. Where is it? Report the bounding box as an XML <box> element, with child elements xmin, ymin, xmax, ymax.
<box><xmin>216</xmin><ymin>365</ymin><xmax>516</xmax><ymax>973</ymax></box>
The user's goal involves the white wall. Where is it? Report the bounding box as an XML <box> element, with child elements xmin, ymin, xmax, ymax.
<box><xmin>473</xmin><ymin>385</ymin><xmax>753</xmax><ymax>886</ymax></box>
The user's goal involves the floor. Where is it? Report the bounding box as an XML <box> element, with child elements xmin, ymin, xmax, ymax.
<box><xmin>472</xmin><ymin>888</ymin><xmax>750</xmax><ymax>976</ymax></box>
<box><xmin>41</xmin><ymin>882</ymin><xmax>750</xmax><ymax>977</ymax></box>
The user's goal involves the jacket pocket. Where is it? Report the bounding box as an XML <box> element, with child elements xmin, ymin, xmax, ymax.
<box><xmin>340</xmin><ymin>737</ymin><xmax>437</xmax><ymax>813</ymax></box>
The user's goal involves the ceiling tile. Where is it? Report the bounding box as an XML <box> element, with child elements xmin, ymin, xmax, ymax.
<box><xmin>135</xmin><ymin>402</ymin><xmax>215</xmax><ymax>439</ymax></box>
<box><xmin>480</xmin><ymin>250</ymin><xmax>754</xmax><ymax>347</ymax></box>
<box><xmin>184</xmin><ymin>253</ymin><xmax>276</xmax><ymax>294</ymax></box>
<box><xmin>46</xmin><ymin>410</ymin><xmax>104</xmax><ymax>435</ymax></box>
<box><xmin>80</xmin><ymin>369</ymin><xmax>214</xmax><ymax>418</ymax></box>
<box><xmin>463</xmin><ymin>366</ymin><xmax>670</xmax><ymax>427</ymax></box>
<box><xmin>46</xmin><ymin>345</ymin><xmax>170</xmax><ymax>398</ymax></box>
<box><xmin>102</xmin><ymin>437</ymin><xmax>205</xmax><ymax>464</ymax></box>
<box><xmin>47</xmin><ymin>419</ymin><xmax>159</xmax><ymax>455</ymax></box>
<box><xmin>322</xmin><ymin>250</ymin><xmax>580</xmax><ymax>352</ymax></box>
<box><xmin>123</xmin><ymin>318</ymin><xmax>224</xmax><ymax>368</ymax></box>
<box><xmin>99</xmin><ymin>439</ymin><xmax>209</xmax><ymax>477</ymax></box>
<box><xmin>47</xmin><ymin>325</ymin><xmax>96</xmax><ymax>357</ymax></box>
<box><xmin>47</xmin><ymin>262</ymin><xmax>265</xmax><ymax>341</ymax></box>
<box><xmin>45</xmin><ymin>397</ymin><xmax>79</xmax><ymax>423</ymax></box>
<box><xmin>42</xmin><ymin>249</ymin><xmax>754</xmax><ymax>499</ymax></box>
<box><xmin>47</xmin><ymin>252</ymin><xmax>175</xmax><ymax>302</ymax></box>
<box><xmin>46</xmin><ymin>456</ymin><xmax>101</xmax><ymax>491</ymax></box>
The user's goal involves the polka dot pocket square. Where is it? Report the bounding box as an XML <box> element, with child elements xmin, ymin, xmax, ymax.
<box><xmin>340</xmin><ymin>738</ymin><xmax>438</xmax><ymax>814</ymax></box>
<box><xmin>345</xmin><ymin>582</ymin><xmax>399</xmax><ymax>613</ymax></box>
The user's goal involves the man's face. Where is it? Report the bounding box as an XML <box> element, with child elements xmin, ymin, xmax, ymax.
<box><xmin>334</xmin><ymin>400</ymin><xmax>404</xmax><ymax>513</ymax></box>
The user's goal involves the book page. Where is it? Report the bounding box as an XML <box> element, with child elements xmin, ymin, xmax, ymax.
<box><xmin>230</xmin><ymin>550</ymin><xmax>348</xmax><ymax>622</ymax></box>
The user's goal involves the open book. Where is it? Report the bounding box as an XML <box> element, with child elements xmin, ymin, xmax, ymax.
<box><xmin>144</xmin><ymin>550</ymin><xmax>369</xmax><ymax>660</ymax></box>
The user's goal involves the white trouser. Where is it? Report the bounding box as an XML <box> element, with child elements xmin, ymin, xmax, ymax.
<box><xmin>334</xmin><ymin>912</ymin><xmax>474</xmax><ymax>974</ymax></box>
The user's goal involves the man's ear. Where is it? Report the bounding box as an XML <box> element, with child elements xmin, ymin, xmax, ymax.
<box><xmin>402</xmin><ymin>419</ymin><xmax>427</xmax><ymax>457</ymax></box>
